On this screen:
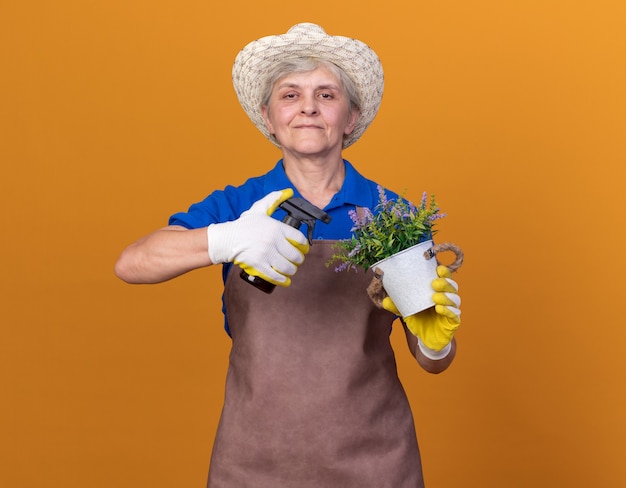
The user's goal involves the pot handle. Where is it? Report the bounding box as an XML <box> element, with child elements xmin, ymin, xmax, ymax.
<box><xmin>424</xmin><ymin>242</ymin><xmax>464</xmax><ymax>272</ymax></box>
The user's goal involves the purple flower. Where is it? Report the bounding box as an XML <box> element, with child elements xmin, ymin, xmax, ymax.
<box><xmin>427</xmin><ymin>212</ymin><xmax>447</xmax><ymax>222</ymax></box>
<box><xmin>348</xmin><ymin>209</ymin><xmax>359</xmax><ymax>226</ymax></box>
<box><xmin>377</xmin><ymin>185</ymin><xmax>388</xmax><ymax>207</ymax></box>
<box><xmin>350</xmin><ymin>207</ymin><xmax>374</xmax><ymax>231</ymax></box>
<box><xmin>420</xmin><ymin>191</ymin><xmax>428</xmax><ymax>208</ymax></box>
<box><xmin>348</xmin><ymin>243</ymin><xmax>362</xmax><ymax>258</ymax></box>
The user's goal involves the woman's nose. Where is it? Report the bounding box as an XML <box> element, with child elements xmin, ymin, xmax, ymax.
<box><xmin>300</xmin><ymin>95</ymin><xmax>318</xmax><ymax>115</ymax></box>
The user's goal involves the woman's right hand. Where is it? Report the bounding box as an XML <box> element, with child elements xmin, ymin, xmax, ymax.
<box><xmin>207</xmin><ymin>189</ymin><xmax>310</xmax><ymax>287</ymax></box>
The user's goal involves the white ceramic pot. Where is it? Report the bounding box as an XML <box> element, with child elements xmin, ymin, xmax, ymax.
<box><xmin>371</xmin><ymin>240</ymin><xmax>439</xmax><ymax>318</ymax></box>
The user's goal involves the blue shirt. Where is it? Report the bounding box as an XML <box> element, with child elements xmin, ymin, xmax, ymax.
<box><xmin>168</xmin><ymin>159</ymin><xmax>398</xmax><ymax>334</ymax></box>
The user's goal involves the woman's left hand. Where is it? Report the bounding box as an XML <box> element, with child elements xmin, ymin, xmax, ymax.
<box><xmin>382</xmin><ymin>265</ymin><xmax>461</xmax><ymax>353</ymax></box>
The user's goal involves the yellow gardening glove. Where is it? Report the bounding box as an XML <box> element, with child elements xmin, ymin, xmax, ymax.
<box><xmin>382</xmin><ymin>265</ymin><xmax>461</xmax><ymax>353</ymax></box>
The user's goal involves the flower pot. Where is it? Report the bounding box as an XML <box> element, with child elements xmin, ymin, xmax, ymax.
<box><xmin>371</xmin><ymin>240</ymin><xmax>463</xmax><ymax>318</ymax></box>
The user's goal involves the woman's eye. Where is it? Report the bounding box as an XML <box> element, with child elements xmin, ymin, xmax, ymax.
<box><xmin>320</xmin><ymin>92</ymin><xmax>333</xmax><ymax>99</ymax></box>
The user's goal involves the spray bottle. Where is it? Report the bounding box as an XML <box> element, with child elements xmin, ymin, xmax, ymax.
<box><xmin>240</xmin><ymin>197</ymin><xmax>331</xmax><ymax>293</ymax></box>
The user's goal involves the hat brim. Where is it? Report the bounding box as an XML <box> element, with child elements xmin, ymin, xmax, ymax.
<box><xmin>232</xmin><ymin>23</ymin><xmax>384</xmax><ymax>149</ymax></box>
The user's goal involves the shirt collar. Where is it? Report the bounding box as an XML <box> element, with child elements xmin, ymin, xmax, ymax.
<box><xmin>263</xmin><ymin>159</ymin><xmax>374</xmax><ymax>209</ymax></box>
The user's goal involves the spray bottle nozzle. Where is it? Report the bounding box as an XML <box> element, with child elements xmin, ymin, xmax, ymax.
<box><xmin>279</xmin><ymin>197</ymin><xmax>332</xmax><ymax>244</ymax></box>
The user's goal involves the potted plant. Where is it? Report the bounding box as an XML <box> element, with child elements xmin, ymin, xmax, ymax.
<box><xmin>328</xmin><ymin>185</ymin><xmax>463</xmax><ymax>317</ymax></box>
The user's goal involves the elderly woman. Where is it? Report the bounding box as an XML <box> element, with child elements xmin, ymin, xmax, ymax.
<box><xmin>115</xmin><ymin>23</ymin><xmax>462</xmax><ymax>488</ymax></box>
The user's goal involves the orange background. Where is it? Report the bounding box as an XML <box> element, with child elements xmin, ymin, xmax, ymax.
<box><xmin>2</xmin><ymin>1</ymin><xmax>625</xmax><ymax>487</ymax></box>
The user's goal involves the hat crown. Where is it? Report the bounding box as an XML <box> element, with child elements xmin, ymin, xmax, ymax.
<box><xmin>287</xmin><ymin>23</ymin><xmax>326</xmax><ymax>35</ymax></box>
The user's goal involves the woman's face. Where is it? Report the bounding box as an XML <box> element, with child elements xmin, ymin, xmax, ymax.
<box><xmin>261</xmin><ymin>66</ymin><xmax>359</xmax><ymax>158</ymax></box>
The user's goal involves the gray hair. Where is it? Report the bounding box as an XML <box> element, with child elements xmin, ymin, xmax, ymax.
<box><xmin>260</xmin><ymin>57</ymin><xmax>361</xmax><ymax>112</ymax></box>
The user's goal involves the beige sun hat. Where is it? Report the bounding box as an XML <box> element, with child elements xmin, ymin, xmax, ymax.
<box><xmin>232</xmin><ymin>23</ymin><xmax>384</xmax><ymax>148</ymax></box>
